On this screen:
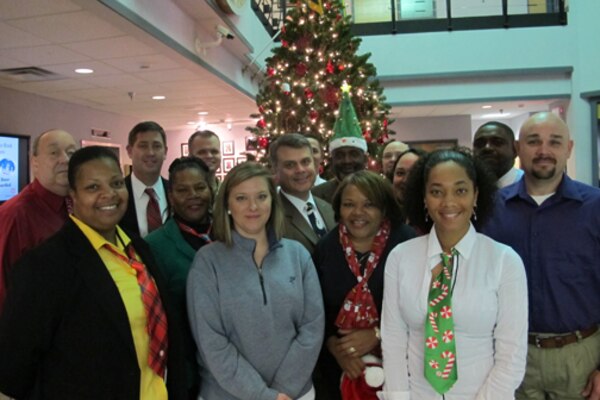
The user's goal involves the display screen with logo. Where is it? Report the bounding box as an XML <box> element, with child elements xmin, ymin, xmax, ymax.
<box><xmin>0</xmin><ymin>133</ymin><xmax>30</xmax><ymax>203</ymax></box>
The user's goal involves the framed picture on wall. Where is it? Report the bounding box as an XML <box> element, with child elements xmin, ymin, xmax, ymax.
<box><xmin>81</xmin><ymin>140</ymin><xmax>122</xmax><ymax>165</ymax></box>
<box><xmin>181</xmin><ymin>143</ymin><xmax>189</xmax><ymax>157</ymax></box>
<box><xmin>223</xmin><ymin>140</ymin><xmax>234</xmax><ymax>156</ymax></box>
<box><xmin>405</xmin><ymin>139</ymin><xmax>458</xmax><ymax>153</ymax></box>
<box><xmin>223</xmin><ymin>158</ymin><xmax>235</xmax><ymax>172</ymax></box>
<box><xmin>245</xmin><ymin>136</ymin><xmax>257</xmax><ymax>151</ymax></box>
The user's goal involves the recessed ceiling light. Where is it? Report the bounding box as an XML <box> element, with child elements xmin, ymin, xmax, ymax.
<box><xmin>187</xmin><ymin>121</ymin><xmax>196</xmax><ymax>125</ymax></box>
<box><xmin>152</xmin><ymin>95</ymin><xmax>166</xmax><ymax>100</ymax></box>
<box><xmin>198</xmin><ymin>111</ymin><xmax>209</xmax><ymax>116</ymax></box>
<box><xmin>481</xmin><ymin>105</ymin><xmax>492</xmax><ymax>109</ymax></box>
<box><xmin>482</xmin><ymin>112</ymin><xmax>511</xmax><ymax>119</ymax></box>
<box><xmin>75</xmin><ymin>68</ymin><xmax>94</xmax><ymax>74</ymax></box>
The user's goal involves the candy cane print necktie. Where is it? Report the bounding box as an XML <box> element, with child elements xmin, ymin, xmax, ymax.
<box><xmin>424</xmin><ymin>249</ymin><xmax>458</xmax><ymax>394</ymax></box>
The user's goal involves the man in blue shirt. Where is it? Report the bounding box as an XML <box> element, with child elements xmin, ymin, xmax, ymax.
<box><xmin>483</xmin><ymin>112</ymin><xmax>600</xmax><ymax>399</ymax></box>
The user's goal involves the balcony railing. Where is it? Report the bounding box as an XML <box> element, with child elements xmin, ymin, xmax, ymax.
<box><xmin>252</xmin><ymin>0</ymin><xmax>567</xmax><ymax>38</ymax></box>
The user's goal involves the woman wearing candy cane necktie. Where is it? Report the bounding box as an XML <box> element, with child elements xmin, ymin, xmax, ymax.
<box><xmin>378</xmin><ymin>148</ymin><xmax>528</xmax><ymax>400</ymax></box>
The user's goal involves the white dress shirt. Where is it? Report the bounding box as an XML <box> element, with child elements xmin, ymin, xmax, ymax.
<box><xmin>379</xmin><ymin>224</ymin><xmax>527</xmax><ymax>400</ymax></box>
<box><xmin>497</xmin><ymin>167</ymin><xmax>524</xmax><ymax>189</ymax></box>
<box><xmin>280</xmin><ymin>189</ymin><xmax>326</xmax><ymax>231</ymax></box>
<box><xmin>130</xmin><ymin>173</ymin><xmax>168</xmax><ymax>237</ymax></box>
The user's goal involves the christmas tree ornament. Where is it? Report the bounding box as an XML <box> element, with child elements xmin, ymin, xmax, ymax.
<box><xmin>309</xmin><ymin>109</ymin><xmax>319</xmax><ymax>121</ymax></box>
<box><xmin>338</xmin><ymin>64</ymin><xmax>345</xmax><ymax>71</ymax></box>
<box><xmin>267</xmin><ymin>67</ymin><xmax>275</xmax><ymax>77</ymax></box>
<box><xmin>326</xmin><ymin>60</ymin><xmax>334</xmax><ymax>74</ymax></box>
<box><xmin>257</xmin><ymin>119</ymin><xmax>266</xmax><ymax>128</ymax></box>
<box><xmin>363</xmin><ymin>129</ymin><xmax>372</xmax><ymax>142</ymax></box>
<box><xmin>258</xmin><ymin>136</ymin><xmax>269</xmax><ymax>149</ymax></box>
<box><xmin>304</xmin><ymin>87</ymin><xmax>314</xmax><ymax>99</ymax></box>
<box><xmin>281</xmin><ymin>82</ymin><xmax>291</xmax><ymax>95</ymax></box>
<box><xmin>296</xmin><ymin>63</ymin><xmax>308</xmax><ymax>77</ymax></box>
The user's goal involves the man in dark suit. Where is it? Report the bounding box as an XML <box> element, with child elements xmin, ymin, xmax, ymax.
<box><xmin>270</xmin><ymin>134</ymin><xmax>336</xmax><ymax>254</ymax></box>
<box><xmin>121</xmin><ymin>121</ymin><xmax>169</xmax><ymax>237</ymax></box>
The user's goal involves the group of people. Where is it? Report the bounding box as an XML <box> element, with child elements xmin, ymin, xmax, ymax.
<box><xmin>0</xmin><ymin>110</ymin><xmax>599</xmax><ymax>400</ymax></box>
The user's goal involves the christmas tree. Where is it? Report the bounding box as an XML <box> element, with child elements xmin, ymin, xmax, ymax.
<box><xmin>246</xmin><ymin>0</ymin><xmax>393</xmax><ymax>162</ymax></box>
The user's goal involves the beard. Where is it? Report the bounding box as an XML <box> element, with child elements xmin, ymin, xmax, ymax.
<box><xmin>531</xmin><ymin>166</ymin><xmax>557</xmax><ymax>180</ymax></box>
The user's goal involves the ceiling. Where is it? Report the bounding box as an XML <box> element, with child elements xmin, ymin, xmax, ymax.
<box><xmin>0</xmin><ymin>0</ymin><xmax>557</xmax><ymax>134</ymax></box>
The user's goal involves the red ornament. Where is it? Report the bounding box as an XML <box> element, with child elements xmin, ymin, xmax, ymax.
<box><xmin>363</xmin><ymin>129</ymin><xmax>372</xmax><ymax>142</ymax></box>
<box><xmin>256</xmin><ymin>119</ymin><xmax>266</xmax><ymax>129</ymax></box>
<box><xmin>296</xmin><ymin>62</ymin><xmax>308</xmax><ymax>77</ymax></box>
<box><xmin>258</xmin><ymin>105</ymin><xmax>265</xmax><ymax>114</ymax></box>
<box><xmin>326</xmin><ymin>60</ymin><xmax>334</xmax><ymax>74</ymax></box>
<box><xmin>377</xmin><ymin>135</ymin><xmax>386</xmax><ymax>145</ymax></box>
<box><xmin>296</xmin><ymin>35</ymin><xmax>310</xmax><ymax>52</ymax></box>
<box><xmin>383</xmin><ymin>118</ymin><xmax>388</xmax><ymax>129</ymax></box>
<box><xmin>338</xmin><ymin>64</ymin><xmax>345</xmax><ymax>71</ymax></box>
<box><xmin>309</xmin><ymin>109</ymin><xmax>319</xmax><ymax>120</ymax></box>
<box><xmin>319</xmin><ymin>85</ymin><xmax>339</xmax><ymax>109</ymax></box>
<box><xmin>281</xmin><ymin>26</ymin><xmax>286</xmax><ymax>33</ymax></box>
<box><xmin>267</xmin><ymin>67</ymin><xmax>275</xmax><ymax>77</ymax></box>
<box><xmin>281</xmin><ymin>40</ymin><xmax>289</xmax><ymax>48</ymax></box>
<box><xmin>336</xmin><ymin>13</ymin><xmax>342</xmax><ymax>22</ymax></box>
<box><xmin>304</xmin><ymin>87</ymin><xmax>314</xmax><ymax>99</ymax></box>
<box><xmin>258</xmin><ymin>136</ymin><xmax>269</xmax><ymax>149</ymax></box>
<box><xmin>324</xmin><ymin>2</ymin><xmax>331</xmax><ymax>10</ymax></box>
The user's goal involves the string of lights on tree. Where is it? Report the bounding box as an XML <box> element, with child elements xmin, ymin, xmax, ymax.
<box><xmin>246</xmin><ymin>0</ymin><xmax>393</xmax><ymax>162</ymax></box>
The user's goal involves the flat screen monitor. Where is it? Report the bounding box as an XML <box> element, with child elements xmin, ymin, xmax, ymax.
<box><xmin>0</xmin><ymin>133</ymin><xmax>30</xmax><ymax>204</ymax></box>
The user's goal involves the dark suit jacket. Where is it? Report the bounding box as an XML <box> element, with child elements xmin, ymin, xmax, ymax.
<box><xmin>120</xmin><ymin>174</ymin><xmax>169</xmax><ymax>237</ymax></box>
<box><xmin>311</xmin><ymin>179</ymin><xmax>339</xmax><ymax>204</ymax></box>
<box><xmin>0</xmin><ymin>219</ymin><xmax>186</xmax><ymax>400</ymax></box>
<box><xmin>279</xmin><ymin>193</ymin><xmax>336</xmax><ymax>254</ymax></box>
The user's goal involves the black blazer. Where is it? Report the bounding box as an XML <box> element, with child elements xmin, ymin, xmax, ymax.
<box><xmin>0</xmin><ymin>219</ymin><xmax>186</xmax><ymax>400</ymax></box>
<box><xmin>120</xmin><ymin>174</ymin><xmax>170</xmax><ymax>237</ymax></box>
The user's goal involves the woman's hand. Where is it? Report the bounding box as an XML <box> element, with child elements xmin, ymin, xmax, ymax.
<box><xmin>327</xmin><ymin>334</ymin><xmax>369</xmax><ymax>379</ymax></box>
<box><xmin>276</xmin><ymin>393</ymin><xmax>292</xmax><ymax>400</ymax></box>
<box><xmin>336</xmin><ymin>328</ymin><xmax>379</xmax><ymax>358</ymax></box>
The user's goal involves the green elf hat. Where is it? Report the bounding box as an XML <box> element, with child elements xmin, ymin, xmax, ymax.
<box><xmin>329</xmin><ymin>82</ymin><xmax>367</xmax><ymax>153</ymax></box>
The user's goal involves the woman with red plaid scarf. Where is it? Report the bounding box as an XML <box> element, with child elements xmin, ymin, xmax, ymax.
<box><xmin>314</xmin><ymin>171</ymin><xmax>415</xmax><ymax>400</ymax></box>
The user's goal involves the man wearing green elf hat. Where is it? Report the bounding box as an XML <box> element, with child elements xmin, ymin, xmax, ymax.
<box><xmin>313</xmin><ymin>83</ymin><xmax>368</xmax><ymax>203</ymax></box>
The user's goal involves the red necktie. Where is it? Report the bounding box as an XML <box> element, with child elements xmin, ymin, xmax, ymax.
<box><xmin>104</xmin><ymin>243</ymin><xmax>168</xmax><ymax>377</ymax></box>
<box><xmin>145</xmin><ymin>188</ymin><xmax>162</xmax><ymax>233</ymax></box>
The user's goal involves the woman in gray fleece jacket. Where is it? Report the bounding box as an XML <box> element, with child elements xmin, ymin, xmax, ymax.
<box><xmin>187</xmin><ymin>162</ymin><xmax>325</xmax><ymax>400</ymax></box>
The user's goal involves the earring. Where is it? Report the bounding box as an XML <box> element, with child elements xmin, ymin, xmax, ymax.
<box><xmin>424</xmin><ymin>206</ymin><xmax>429</xmax><ymax>223</ymax></box>
<box><xmin>472</xmin><ymin>205</ymin><xmax>478</xmax><ymax>221</ymax></box>
<box><xmin>227</xmin><ymin>209</ymin><xmax>231</xmax><ymax>215</ymax></box>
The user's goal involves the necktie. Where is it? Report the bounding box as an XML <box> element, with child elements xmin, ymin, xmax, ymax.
<box><xmin>424</xmin><ymin>249</ymin><xmax>458</xmax><ymax>394</ymax></box>
<box><xmin>103</xmin><ymin>243</ymin><xmax>168</xmax><ymax>378</ymax></box>
<box><xmin>145</xmin><ymin>188</ymin><xmax>162</xmax><ymax>233</ymax></box>
<box><xmin>306</xmin><ymin>202</ymin><xmax>327</xmax><ymax>238</ymax></box>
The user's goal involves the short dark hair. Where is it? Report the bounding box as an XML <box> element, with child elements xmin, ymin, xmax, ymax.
<box><xmin>403</xmin><ymin>147</ymin><xmax>497</xmax><ymax>232</ymax></box>
<box><xmin>188</xmin><ymin>130</ymin><xmax>219</xmax><ymax>149</ymax></box>
<box><xmin>332</xmin><ymin>170</ymin><xmax>402</xmax><ymax>222</ymax></box>
<box><xmin>68</xmin><ymin>146</ymin><xmax>121</xmax><ymax>189</ymax></box>
<box><xmin>168</xmin><ymin>156</ymin><xmax>211</xmax><ymax>187</ymax></box>
<box><xmin>268</xmin><ymin>133</ymin><xmax>312</xmax><ymax>166</ymax></box>
<box><xmin>387</xmin><ymin>147</ymin><xmax>427</xmax><ymax>182</ymax></box>
<box><xmin>474</xmin><ymin>121</ymin><xmax>515</xmax><ymax>141</ymax></box>
<box><xmin>128</xmin><ymin>121</ymin><xmax>166</xmax><ymax>147</ymax></box>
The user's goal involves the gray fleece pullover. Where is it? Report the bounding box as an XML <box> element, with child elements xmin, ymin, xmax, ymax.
<box><xmin>186</xmin><ymin>231</ymin><xmax>325</xmax><ymax>400</ymax></box>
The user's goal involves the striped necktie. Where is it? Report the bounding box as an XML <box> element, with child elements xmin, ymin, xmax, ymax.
<box><xmin>145</xmin><ymin>188</ymin><xmax>162</xmax><ymax>233</ymax></box>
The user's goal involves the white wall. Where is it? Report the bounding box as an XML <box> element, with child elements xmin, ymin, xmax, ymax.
<box><xmin>390</xmin><ymin>114</ymin><xmax>472</xmax><ymax>147</ymax></box>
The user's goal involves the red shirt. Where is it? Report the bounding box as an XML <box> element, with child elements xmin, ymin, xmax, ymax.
<box><xmin>0</xmin><ymin>179</ymin><xmax>68</xmax><ymax>309</ymax></box>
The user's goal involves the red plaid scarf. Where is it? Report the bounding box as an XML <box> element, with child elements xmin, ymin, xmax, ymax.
<box><xmin>104</xmin><ymin>240</ymin><xmax>168</xmax><ymax>378</ymax></box>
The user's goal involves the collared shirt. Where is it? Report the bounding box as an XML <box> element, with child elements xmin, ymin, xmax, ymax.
<box><xmin>280</xmin><ymin>189</ymin><xmax>326</xmax><ymax>231</ymax></box>
<box><xmin>482</xmin><ymin>175</ymin><xmax>600</xmax><ymax>334</ymax></box>
<box><xmin>380</xmin><ymin>225</ymin><xmax>527</xmax><ymax>399</ymax></box>
<box><xmin>0</xmin><ymin>179</ymin><xmax>69</xmax><ymax>309</ymax></box>
<box><xmin>313</xmin><ymin>175</ymin><xmax>327</xmax><ymax>187</ymax></box>
<box><xmin>71</xmin><ymin>216</ymin><xmax>167</xmax><ymax>400</ymax></box>
<box><xmin>130</xmin><ymin>173</ymin><xmax>168</xmax><ymax>237</ymax></box>
<box><xmin>497</xmin><ymin>167</ymin><xmax>524</xmax><ymax>188</ymax></box>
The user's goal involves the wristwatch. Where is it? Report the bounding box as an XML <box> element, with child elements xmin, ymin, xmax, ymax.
<box><xmin>374</xmin><ymin>326</ymin><xmax>381</xmax><ymax>341</ymax></box>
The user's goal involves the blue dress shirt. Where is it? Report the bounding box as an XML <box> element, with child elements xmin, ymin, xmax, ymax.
<box><xmin>482</xmin><ymin>175</ymin><xmax>600</xmax><ymax>334</ymax></box>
